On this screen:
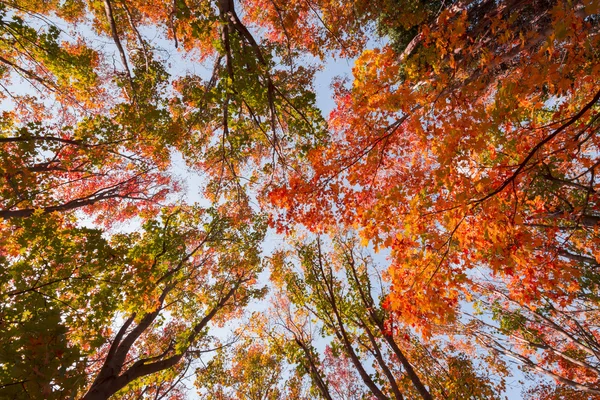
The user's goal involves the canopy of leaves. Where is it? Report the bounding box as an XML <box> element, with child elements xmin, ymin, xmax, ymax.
<box><xmin>1</xmin><ymin>0</ymin><xmax>599</xmax><ymax>398</ymax></box>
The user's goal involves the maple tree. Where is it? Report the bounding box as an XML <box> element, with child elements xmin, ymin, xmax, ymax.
<box><xmin>265</xmin><ymin>236</ymin><xmax>505</xmax><ymax>399</ymax></box>
<box><xmin>266</xmin><ymin>0</ymin><xmax>600</xmax><ymax>396</ymax></box>
<box><xmin>1</xmin><ymin>205</ymin><xmax>265</xmax><ymax>398</ymax></box>
<box><xmin>0</xmin><ymin>5</ymin><xmax>176</xmax><ymax>223</ymax></box>
<box><xmin>1</xmin><ymin>0</ymin><xmax>600</xmax><ymax>398</ymax></box>
<box><xmin>467</xmin><ymin>282</ymin><xmax>600</xmax><ymax>394</ymax></box>
<box><xmin>197</xmin><ymin>333</ymin><xmax>313</xmax><ymax>399</ymax></box>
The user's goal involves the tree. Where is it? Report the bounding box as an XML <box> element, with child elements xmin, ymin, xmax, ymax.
<box><xmin>269</xmin><ymin>0</ymin><xmax>600</xmax><ymax>366</ymax></box>
<box><xmin>0</xmin><ymin>211</ymin><xmax>123</xmax><ymax>398</ymax></box>
<box><xmin>267</xmin><ymin>1</ymin><xmax>600</xmax><ymax>395</ymax></box>
<box><xmin>196</xmin><ymin>331</ymin><xmax>313</xmax><ymax>400</ymax></box>
<box><xmin>525</xmin><ymin>382</ymin><xmax>600</xmax><ymax>400</ymax></box>
<box><xmin>267</xmin><ymin>235</ymin><xmax>504</xmax><ymax>399</ymax></box>
<box><xmin>0</xmin><ymin>205</ymin><xmax>266</xmax><ymax>399</ymax></box>
<box><xmin>467</xmin><ymin>282</ymin><xmax>600</xmax><ymax>394</ymax></box>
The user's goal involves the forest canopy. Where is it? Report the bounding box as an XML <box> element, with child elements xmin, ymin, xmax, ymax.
<box><xmin>1</xmin><ymin>0</ymin><xmax>599</xmax><ymax>398</ymax></box>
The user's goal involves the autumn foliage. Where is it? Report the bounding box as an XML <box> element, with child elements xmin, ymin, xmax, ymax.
<box><xmin>1</xmin><ymin>0</ymin><xmax>600</xmax><ymax>398</ymax></box>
